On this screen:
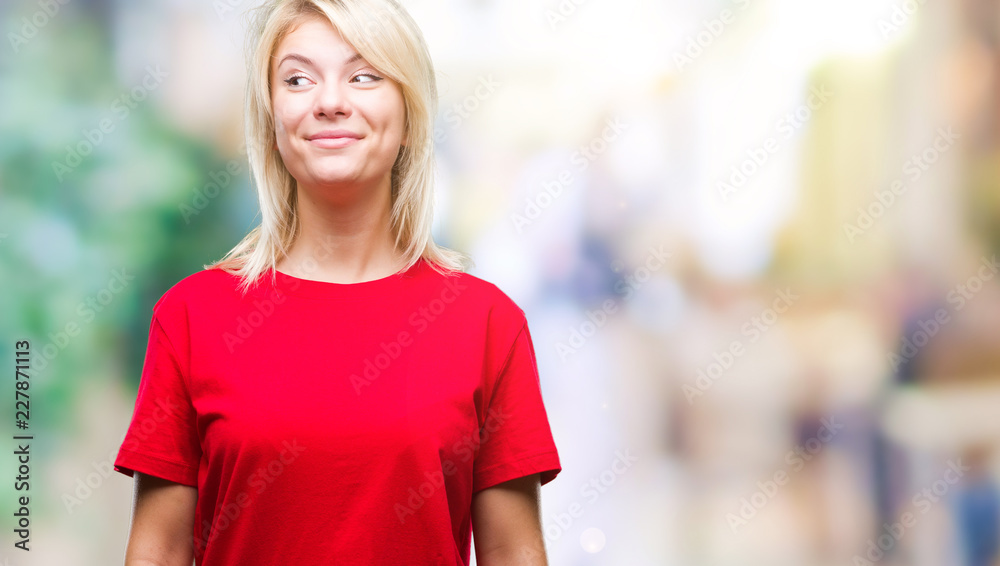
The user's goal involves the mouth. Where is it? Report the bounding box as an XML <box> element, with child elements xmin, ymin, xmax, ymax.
<box><xmin>307</xmin><ymin>130</ymin><xmax>363</xmax><ymax>149</ymax></box>
<box><xmin>309</xmin><ymin>136</ymin><xmax>360</xmax><ymax>149</ymax></box>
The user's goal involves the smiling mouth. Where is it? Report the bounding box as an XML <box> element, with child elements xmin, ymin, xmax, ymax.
<box><xmin>308</xmin><ymin>136</ymin><xmax>361</xmax><ymax>149</ymax></box>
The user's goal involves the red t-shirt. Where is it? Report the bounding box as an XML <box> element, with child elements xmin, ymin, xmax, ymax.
<box><xmin>113</xmin><ymin>257</ymin><xmax>561</xmax><ymax>565</ymax></box>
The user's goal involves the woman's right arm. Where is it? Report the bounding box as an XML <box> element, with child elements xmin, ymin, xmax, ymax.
<box><xmin>123</xmin><ymin>471</ymin><xmax>198</xmax><ymax>566</ymax></box>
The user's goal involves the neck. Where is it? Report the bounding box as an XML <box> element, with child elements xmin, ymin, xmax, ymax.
<box><xmin>276</xmin><ymin>175</ymin><xmax>405</xmax><ymax>284</ymax></box>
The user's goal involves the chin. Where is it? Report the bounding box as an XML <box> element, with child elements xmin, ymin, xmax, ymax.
<box><xmin>311</xmin><ymin>171</ymin><xmax>365</xmax><ymax>186</ymax></box>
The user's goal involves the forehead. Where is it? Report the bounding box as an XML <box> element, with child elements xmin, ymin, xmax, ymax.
<box><xmin>272</xmin><ymin>16</ymin><xmax>353</xmax><ymax>66</ymax></box>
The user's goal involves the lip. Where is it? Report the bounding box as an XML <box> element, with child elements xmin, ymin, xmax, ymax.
<box><xmin>308</xmin><ymin>129</ymin><xmax>362</xmax><ymax>140</ymax></box>
<box><xmin>307</xmin><ymin>129</ymin><xmax>362</xmax><ymax>149</ymax></box>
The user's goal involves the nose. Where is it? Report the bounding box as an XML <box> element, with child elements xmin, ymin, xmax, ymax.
<box><xmin>314</xmin><ymin>78</ymin><xmax>352</xmax><ymax>119</ymax></box>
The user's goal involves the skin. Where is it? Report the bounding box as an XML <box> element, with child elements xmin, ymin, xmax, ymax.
<box><xmin>272</xmin><ymin>16</ymin><xmax>550</xmax><ymax>563</ymax></box>
<box><xmin>123</xmin><ymin>13</ymin><xmax>549</xmax><ymax>566</ymax></box>
<box><xmin>270</xmin><ymin>14</ymin><xmax>409</xmax><ymax>284</ymax></box>
<box><xmin>123</xmin><ymin>472</ymin><xmax>197</xmax><ymax>566</ymax></box>
<box><xmin>472</xmin><ymin>473</ymin><xmax>550</xmax><ymax>565</ymax></box>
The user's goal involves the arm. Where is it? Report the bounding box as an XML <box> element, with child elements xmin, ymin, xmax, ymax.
<box><xmin>471</xmin><ymin>473</ymin><xmax>549</xmax><ymax>566</ymax></box>
<box><xmin>123</xmin><ymin>471</ymin><xmax>198</xmax><ymax>566</ymax></box>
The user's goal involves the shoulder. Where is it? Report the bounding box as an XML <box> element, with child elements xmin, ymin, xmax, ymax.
<box><xmin>420</xmin><ymin>260</ymin><xmax>528</xmax><ymax>335</ymax></box>
<box><xmin>150</xmin><ymin>267</ymin><xmax>243</xmax><ymax>318</ymax></box>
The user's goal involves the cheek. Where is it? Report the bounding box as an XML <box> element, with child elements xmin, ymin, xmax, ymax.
<box><xmin>273</xmin><ymin>119</ymin><xmax>289</xmax><ymax>154</ymax></box>
<box><xmin>373</xmin><ymin>98</ymin><xmax>407</xmax><ymax>141</ymax></box>
<box><xmin>273</xmin><ymin>106</ymin><xmax>290</xmax><ymax>136</ymax></box>
<box><xmin>272</xmin><ymin>96</ymin><xmax>305</xmax><ymax>138</ymax></box>
<box><xmin>272</xmin><ymin>114</ymin><xmax>297</xmax><ymax>161</ymax></box>
<box><xmin>392</xmin><ymin>100</ymin><xmax>408</xmax><ymax>141</ymax></box>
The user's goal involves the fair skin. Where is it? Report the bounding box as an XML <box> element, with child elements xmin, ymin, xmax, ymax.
<box><xmin>123</xmin><ymin>14</ymin><xmax>549</xmax><ymax>566</ymax></box>
<box><xmin>272</xmin><ymin>16</ymin><xmax>550</xmax><ymax>563</ymax></box>
<box><xmin>122</xmin><ymin>472</ymin><xmax>197</xmax><ymax>566</ymax></box>
<box><xmin>472</xmin><ymin>473</ymin><xmax>550</xmax><ymax>565</ymax></box>
<box><xmin>270</xmin><ymin>14</ymin><xmax>408</xmax><ymax>283</ymax></box>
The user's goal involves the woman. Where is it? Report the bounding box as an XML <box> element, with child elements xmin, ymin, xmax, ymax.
<box><xmin>113</xmin><ymin>1</ymin><xmax>562</xmax><ymax>564</ymax></box>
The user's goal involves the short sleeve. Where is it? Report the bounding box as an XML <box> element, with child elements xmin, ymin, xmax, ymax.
<box><xmin>473</xmin><ymin>319</ymin><xmax>562</xmax><ymax>493</ymax></box>
<box><xmin>113</xmin><ymin>312</ymin><xmax>201</xmax><ymax>487</ymax></box>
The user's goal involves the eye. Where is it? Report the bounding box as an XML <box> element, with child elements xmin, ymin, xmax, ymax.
<box><xmin>351</xmin><ymin>73</ymin><xmax>383</xmax><ymax>84</ymax></box>
<box><xmin>283</xmin><ymin>74</ymin><xmax>309</xmax><ymax>87</ymax></box>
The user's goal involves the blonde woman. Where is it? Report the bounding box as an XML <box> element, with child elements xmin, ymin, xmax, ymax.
<box><xmin>114</xmin><ymin>1</ymin><xmax>562</xmax><ymax>564</ymax></box>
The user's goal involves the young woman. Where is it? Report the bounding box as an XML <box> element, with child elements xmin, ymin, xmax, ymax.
<box><xmin>114</xmin><ymin>1</ymin><xmax>562</xmax><ymax>564</ymax></box>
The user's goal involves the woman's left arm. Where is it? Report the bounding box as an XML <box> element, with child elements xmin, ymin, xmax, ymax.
<box><xmin>471</xmin><ymin>473</ymin><xmax>549</xmax><ymax>565</ymax></box>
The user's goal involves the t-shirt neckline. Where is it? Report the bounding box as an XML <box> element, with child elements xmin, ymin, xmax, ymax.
<box><xmin>267</xmin><ymin>257</ymin><xmax>428</xmax><ymax>300</ymax></box>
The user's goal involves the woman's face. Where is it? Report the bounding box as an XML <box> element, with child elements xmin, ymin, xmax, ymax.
<box><xmin>270</xmin><ymin>16</ymin><xmax>406</xmax><ymax>196</ymax></box>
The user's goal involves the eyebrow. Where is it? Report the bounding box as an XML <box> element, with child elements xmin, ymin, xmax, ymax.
<box><xmin>274</xmin><ymin>51</ymin><xmax>364</xmax><ymax>69</ymax></box>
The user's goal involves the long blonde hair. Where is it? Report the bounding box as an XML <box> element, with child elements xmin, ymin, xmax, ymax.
<box><xmin>207</xmin><ymin>0</ymin><xmax>471</xmax><ymax>295</ymax></box>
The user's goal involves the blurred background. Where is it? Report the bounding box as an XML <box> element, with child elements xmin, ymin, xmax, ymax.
<box><xmin>2</xmin><ymin>0</ymin><xmax>1000</xmax><ymax>564</ymax></box>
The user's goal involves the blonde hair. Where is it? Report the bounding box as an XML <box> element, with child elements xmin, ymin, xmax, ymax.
<box><xmin>207</xmin><ymin>0</ymin><xmax>471</xmax><ymax>295</ymax></box>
